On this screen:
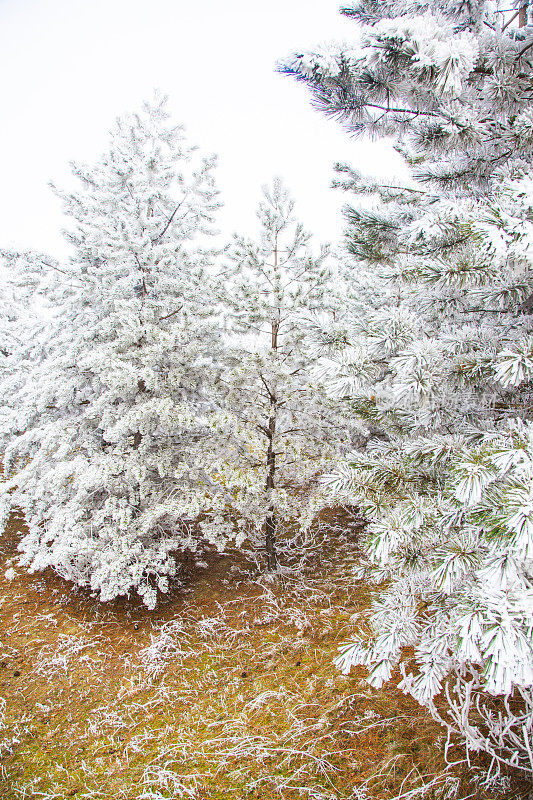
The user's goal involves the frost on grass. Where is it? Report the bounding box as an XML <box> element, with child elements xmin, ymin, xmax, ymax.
<box><xmin>35</xmin><ymin>634</ymin><xmax>99</xmax><ymax>679</ymax></box>
<box><xmin>2</xmin><ymin>523</ymin><xmax>526</xmax><ymax>800</ymax></box>
<box><xmin>139</xmin><ymin>620</ymin><xmax>192</xmax><ymax>680</ymax></box>
<box><xmin>140</xmin><ymin>765</ymin><xmax>198</xmax><ymax>799</ymax></box>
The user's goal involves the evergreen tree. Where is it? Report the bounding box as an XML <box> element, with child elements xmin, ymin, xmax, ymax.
<box><xmin>282</xmin><ymin>1</ymin><xmax>533</xmax><ymax>775</ymax></box>
<box><xmin>214</xmin><ymin>180</ymin><xmax>353</xmax><ymax>570</ymax></box>
<box><xmin>0</xmin><ymin>97</ymin><xmax>232</xmax><ymax>609</ymax></box>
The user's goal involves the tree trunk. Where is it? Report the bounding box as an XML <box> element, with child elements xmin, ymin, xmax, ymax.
<box><xmin>264</xmin><ymin>232</ymin><xmax>280</xmax><ymax>570</ymax></box>
<box><xmin>265</xmin><ymin>408</ymin><xmax>277</xmax><ymax>570</ymax></box>
<box><xmin>265</xmin><ymin>510</ymin><xmax>277</xmax><ymax>570</ymax></box>
<box><xmin>264</xmin><ymin>321</ymin><xmax>278</xmax><ymax>569</ymax></box>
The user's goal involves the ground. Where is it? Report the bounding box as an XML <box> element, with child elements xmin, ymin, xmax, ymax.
<box><xmin>0</xmin><ymin>510</ymin><xmax>530</xmax><ymax>800</ymax></box>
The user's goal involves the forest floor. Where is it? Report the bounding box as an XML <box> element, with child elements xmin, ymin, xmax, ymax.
<box><xmin>0</xmin><ymin>509</ymin><xmax>530</xmax><ymax>800</ymax></box>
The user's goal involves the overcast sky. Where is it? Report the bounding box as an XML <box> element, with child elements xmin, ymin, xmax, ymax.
<box><xmin>0</xmin><ymin>0</ymin><xmax>400</xmax><ymax>258</ymax></box>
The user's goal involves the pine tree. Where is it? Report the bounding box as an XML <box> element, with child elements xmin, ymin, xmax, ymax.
<box><xmin>282</xmin><ymin>1</ymin><xmax>533</xmax><ymax>776</ymax></box>
<box><xmin>282</xmin><ymin>0</ymin><xmax>533</xmax><ymax>194</ymax></box>
<box><xmin>214</xmin><ymin>179</ymin><xmax>353</xmax><ymax>570</ymax></box>
<box><xmin>0</xmin><ymin>97</ymin><xmax>233</xmax><ymax>609</ymax></box>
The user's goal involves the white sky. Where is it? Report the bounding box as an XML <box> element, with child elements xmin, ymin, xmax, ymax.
<box><xmin>0</xmin><ymin>0</ymin><xmax>400</xmax><ymax>257</ymax></box>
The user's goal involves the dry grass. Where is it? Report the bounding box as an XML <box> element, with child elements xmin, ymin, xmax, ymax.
<box><xmin>0</xmin><ymin>509</ymin><xmax>530</xmax><ymax>800</ymax></box>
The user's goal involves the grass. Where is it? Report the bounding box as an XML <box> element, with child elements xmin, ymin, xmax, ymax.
<box><xmin>0</xmin><ymin>509</ymin><xmax>530</xmax><ymax>800</ymax></box>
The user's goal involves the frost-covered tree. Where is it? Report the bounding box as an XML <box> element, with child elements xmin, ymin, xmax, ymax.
<box><xmin>0</xmin><ymin>97</ymin><xmax>234</xmax><ymax>609</ymax></box>
<box><xmin>0</xmin><ymin>261</ymin><xmax>25</xmax><ymax>362</ymax></box>
<box><xmin>282</xmin><ymin>0</ymin><xmax>533</xmax><ymax>776</ymax></box>
<box><xmin>213</xmin><ymin>180</ymin><xmax>352</xmax><ymax>569</ymax></box>
<box><xmin>0</xmin><ymin>249</ymin><xmax>59</xmax><ymax>518</ymax></box>
<box><xmin>283</xmin><ymin>0</ymin><xmax>533</xmax><ymax>193</ymax></box>
<box><xmin>0</xmin><ymin>249</ymin><xmax>56</xmax><ymax>364</ymax></box>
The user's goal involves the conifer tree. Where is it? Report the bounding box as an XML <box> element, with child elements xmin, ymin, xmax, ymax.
<box><xmin>214</xmin><ymin>180</ymin><xmax>352</xmax><ymax>569</ymax></box>
<box><xmin>282</xmin><ymin>0</ymin><xmax>533</xmax><ymax>775</ymax></box>
<box><xmin>0</xmin><ymin>97</ymin><xmax>233</xmax><ymax>608</ymax></box>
